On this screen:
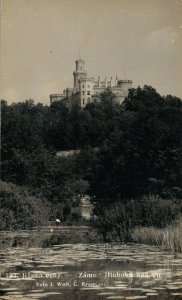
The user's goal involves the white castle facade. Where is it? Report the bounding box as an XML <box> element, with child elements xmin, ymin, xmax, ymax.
<box><xmin>50</xmin><ymin>59</ymin><xmax>132</xmax><ymax>108</ymax></box>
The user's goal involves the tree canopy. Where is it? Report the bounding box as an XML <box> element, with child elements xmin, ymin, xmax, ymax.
<box><xmin>1</xmin><ymin>86</ymin><xmax>182</xmax><ymax>213</ymax></box>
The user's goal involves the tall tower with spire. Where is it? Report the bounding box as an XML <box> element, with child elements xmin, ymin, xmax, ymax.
<box><xmin>73</xmin><ymin>59</ymin><xmax>87</xmax><ymax>90</ymax></box>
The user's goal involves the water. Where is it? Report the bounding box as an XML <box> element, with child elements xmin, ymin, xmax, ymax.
<box><xmin>0</xmin><ymin>237</ymin><xmax>182</xmax><ymax>299</ymax></box>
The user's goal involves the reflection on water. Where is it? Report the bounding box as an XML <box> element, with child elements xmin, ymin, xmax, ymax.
<box><xmin>0</xmin><ymin>241</ymin><xmax>182</xmax><ymax>300</ymax></box>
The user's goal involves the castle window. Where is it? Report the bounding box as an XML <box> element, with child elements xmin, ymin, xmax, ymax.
<box><xmin>87</xmin><ymin>85</ymin><xmax>90</xmax><ymax>88</ymax></box>
<box><xmin>82</xmin><ymin>91</ymin><xmax>84</xmax><ymax>95</ymax></box>
<box><xmin>87</xmin><ymin>91</ymin><xmax>90</xmax><ymax>95</ymax></box>
<box><xmin>87</xmin><ymin>97</ymin><xmax>90</xmax><ymax>102</ymax></box>
<box><xmin>83</xmin><ymin>85</ymin><xmax>84</xmax><ymax>88</ymax></box>
<box><xmin>83</xmin><ymin>99</ymin><xmax>85</xmax><ymax>105</ymax></box>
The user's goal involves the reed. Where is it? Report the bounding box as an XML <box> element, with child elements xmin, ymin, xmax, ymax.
<box><xmin>131</xmin><ymin>218</ymin><xmax>182</xmax><ymax>253</ymax></box>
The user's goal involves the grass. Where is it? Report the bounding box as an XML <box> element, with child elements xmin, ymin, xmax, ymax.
<box><xmin>131</xmin><ymin>218</ymin><xmax>182</xmax><ymax>253</ymax></box>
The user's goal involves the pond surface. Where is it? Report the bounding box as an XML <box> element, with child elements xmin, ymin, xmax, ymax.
<box><xmin>0</xmin><ymin>242</ymin><xmax>182</xmax><ymax>300</ymax></box>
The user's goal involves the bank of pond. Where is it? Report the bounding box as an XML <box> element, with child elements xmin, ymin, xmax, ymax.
<box><xmin>0</xmin><ymin>219</ymin><xmax>182</xmax><ymax>255</ymax></box>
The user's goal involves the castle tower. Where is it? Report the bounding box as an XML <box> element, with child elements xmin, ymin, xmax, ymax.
<box><xmin>115</xmin><ymin>75</ymin><xmax>118</xmax><ymax>86</ymax></box>
<box><xmin>73</xmin><ymin>59</ymin><xmax>87</xmax><ymax>90</ymax></box>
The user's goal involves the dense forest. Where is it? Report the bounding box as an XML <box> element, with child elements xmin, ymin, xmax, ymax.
<box><xmin>1</xmin><ymin>85</ymin><xmax>182</xmax><ymax>242</ymax></box>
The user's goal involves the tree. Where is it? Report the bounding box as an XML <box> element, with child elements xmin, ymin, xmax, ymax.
<box><xmin>83</xmin><ymin>86</ymin><xmax>182</xmax><ymax>205</ymax></box>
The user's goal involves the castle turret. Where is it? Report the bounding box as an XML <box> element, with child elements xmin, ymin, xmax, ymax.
<box><xmin>115</xmin><ymin>75</ymin><xmax>118</xmax><ymax>86</ymax></box>
<box><xmin>73</xmin><ymin>59</ymin><xmax>87</xmax><ymax>90</ymax></box>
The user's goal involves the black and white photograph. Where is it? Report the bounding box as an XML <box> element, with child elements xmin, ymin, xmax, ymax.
<box><xmin>0</xmin><ymin>0</ymin><xmax>182</xmax><ymax>299</ymax></box>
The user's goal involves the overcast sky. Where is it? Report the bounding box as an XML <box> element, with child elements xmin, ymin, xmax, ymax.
<box><xmin>1</xmin><ymin>0</ymin><xmax>182</xmax><ymax>104</ymax></box>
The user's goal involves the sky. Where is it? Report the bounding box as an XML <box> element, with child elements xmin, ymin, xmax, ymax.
<box><xmin>0</xmin><ymin>0</ymin><xmax>182</xmax><ymax>105</ymax></box>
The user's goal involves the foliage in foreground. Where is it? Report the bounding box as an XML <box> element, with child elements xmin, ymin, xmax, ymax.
<box><xmin>0</xmin><ymin>181</ymin><xmax>49</xmax><ymax>230</ymax></box>
<box><xmin>92</xmin><ymin>195</ymin><xmax>182</xmax><ymax>242</ymax></box>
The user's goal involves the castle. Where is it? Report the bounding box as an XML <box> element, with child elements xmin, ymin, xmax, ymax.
<box><xmin>50</xmin><ymin>59</ymin><xmax>132</xmax><ymax>108</ymax></box>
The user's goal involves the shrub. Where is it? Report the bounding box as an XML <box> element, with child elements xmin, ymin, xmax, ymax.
<box><xmin>92</xmin><ymin>195</ymin><xmax>182</xmax><ymax>242</ymax></box>
<box><xmin>0</xmin><ymin>181</ymin><xmax>49</xmax><ymax>230</ymax></box>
